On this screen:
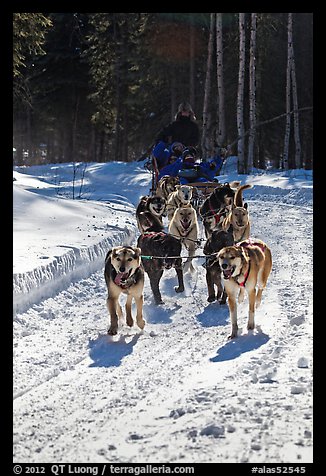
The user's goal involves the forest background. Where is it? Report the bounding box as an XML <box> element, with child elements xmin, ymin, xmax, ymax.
<box><xmin>13</xmin><ymin>12</ymin><xmax>313</xmax><ymax>172</ymax></box>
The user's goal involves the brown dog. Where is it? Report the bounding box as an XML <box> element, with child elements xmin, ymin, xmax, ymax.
<box><xmin>222</xmin><ymin>184</ymin><xmax>252</xmax><ymax>242</ymax></box>
<box><xmin>104</xmin><ymin>246</ymin><xmax>145</xmax><ymax>335</ymax></box>
<box><xmin>217</xmin><ymin>239</ymin><xmax>272</xmax><ymax>339</ymax></box>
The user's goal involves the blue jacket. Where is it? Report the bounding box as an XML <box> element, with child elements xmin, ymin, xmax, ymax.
<box><xmin>158</xmin><ymin>155</ymin><xmax>223</xmax><ymax>182</ymax></box>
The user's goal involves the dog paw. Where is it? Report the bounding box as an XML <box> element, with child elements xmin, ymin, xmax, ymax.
<box><xmin>247</xmin><ymin>323</ymin><xmax>255</xmax><ymax>331</ymax></box>
<box><xmin>175</xmin><ymin>286</ymin><xmax>184</xmax><ymax>293</ymax></box>
<box><xmin>126</xmin><ymin>318</ymin><xmax>134</xmax><ymax>327</ymax></box>
<box><xmin>108</xmin><ymin>327</ymin><xmax>118</xmax><ymax>336</ymax></box>
<box><xmin>228</xmin><ymin>333</ymin><xmax>237</xmax><ymax>340</ymax></box>
<box><xmin>207</xmin><ymin>296</ymin><xmax>216</xmax><ymax>302</ymax></box>
<box><xmin>137</xmin><ymin>319</ymin><xmax>146</xmax><ymax>330</ymax></box>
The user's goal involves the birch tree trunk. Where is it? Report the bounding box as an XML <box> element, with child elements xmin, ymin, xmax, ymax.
<box><xmin>201</xmin><ymin>13</ymin><xmax>215</xmax><ymax>160</ymax></box>
<box><xmin>283</xmin><ymin>12</ymin><xmax>292</xmax><ymax>170</ymax></box>
<box><xmin>289</xmin><ymin>14</ymin><xmax>302</xmax><ymax>168</ymax></box>
<box><xmin>216</xmin><ymin>13</ymin><xmax>226</xmax><ymax>148</ymax></box>
<box><xmin>247</xmin><ymin>13</ymin><xmax>257</xmax><ymax>173</ymax></box>
<box><xmin>237</xmin><ymin>13</ymin><xmax>246</xmax><ymax>174</ymax></box>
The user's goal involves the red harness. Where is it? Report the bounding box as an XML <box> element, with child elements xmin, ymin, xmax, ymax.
<box><xmin>208</xmin><ymin>201</ymin><xmax>225</xmax><ymax>226</ymax></box>
<box><xmin>237</xmin><ymin>239</ymin><xmax>266</xmax><ymax>253</ymax></box>
<box><xmin>234</xmin><ymin>240</ymin><xmax>266</xmax><ymax>287</ymax></box>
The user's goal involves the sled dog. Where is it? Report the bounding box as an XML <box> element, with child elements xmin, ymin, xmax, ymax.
<box><xmin>104</xmin><ymin>246</ymin><xmax>145</xmax><ymax>335</ymax></box>
<box><xmin>156</xmin><ymin>175</ymin><xmax>180</xmax><ymax>201</ymax></box>
<box><xmin>222</xmin><ymin>184</ymin><xmax>253</xmax><ymax>242</ymax></box>
<box><xmin>136</xmin><ymin>195</ymin><xmax>166</xmax><ymax>233</ymax></box>
<box><xmin>168</xmin><ymin>203</ymin><xmax>199</xmax><ymax>273</ymax></box>
<box><xmin>137</xmin><ymin>232</ymin><xmax>184</xmax><ymax>304</ymax></box>
<box><xmin>217</xmin><ymin>238</ymin><xmax>272</xmax><ymax>339</ymax></box>
<box><xmin>199</xmin><ymin>181</ymin><xmax>240</xmax><ymax>238</ymax></box>
<box><xmin>203</xmin><ymin>226</ymin><xmax>234</xmax><ymax>303</ymax></box>
<box><xmin>166</xmin><ymin>184</ymin><xmax>193</xmax><ymax>222</ymax></box>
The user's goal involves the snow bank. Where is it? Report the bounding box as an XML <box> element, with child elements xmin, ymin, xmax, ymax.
<box><xmin>13</xmin><ymin>161</ymin><xmax>151</xmax><ymax>315</ymax></box>
<box><xmin>13</xmin><ymin>228</ymin><xmax>136</xmax><ymax>315</ymax></box>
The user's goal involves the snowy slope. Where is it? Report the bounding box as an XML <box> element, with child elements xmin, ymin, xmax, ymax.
<box><xmin>13</xmin><ymin>159</ymin><xmax>313</xmax><ymax>463</ymax></box>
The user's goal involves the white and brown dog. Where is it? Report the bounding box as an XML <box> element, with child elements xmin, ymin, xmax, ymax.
<box><xmin>104</xmin><ymin>246</ymin><xmax>145</xmax><ymax>335</ymax></box>
<box><xmin>166</xmin><ymin>184</ymin><xmax>194</xmax><ymax>222</ymax></box>
<box><xmin>168</xmin><ymin>203</ymin><xmax>199</xmax><ymax>273</ymax></box>
<box><xmin>222</xmin><ymin>184</ymin><xmax>252</xmax><ymax>242</ymax></box>
<box><xmin>217</xmin><ymin>238</ymin><xmax>272</xmax><ymax>339</ymax></box>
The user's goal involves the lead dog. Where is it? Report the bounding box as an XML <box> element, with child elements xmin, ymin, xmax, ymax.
<box><xmin>217</xmin><ymin>239</ymin><xmax>272</xmax><ymax>339</ymax></box>
<box><xmin>104</xmin><ymin>246</ymin><xmax>145</xmax><ymax>335</ymax></box>
<box><xmin>168</xmin><ymin>203</ymin><xmax>199</xmax><ymax>273</ymax></box>
<box><xmin>137</xmin><ymin>232</ymin><xmax>185</xmax><ymax>304</ymax></box>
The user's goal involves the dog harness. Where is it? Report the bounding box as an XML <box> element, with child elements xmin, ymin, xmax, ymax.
<box><xmin>208</xmin><ymin>201</ymin><xmax>227</xmax><ymax>226</ymax></box>
<box><xmin>237</xmin><ymin>239</ymin><xmax>266</xmax><ymax>253</ymax></box>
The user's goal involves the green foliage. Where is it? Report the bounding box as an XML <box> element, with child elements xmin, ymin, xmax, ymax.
<box><xmin>13</xmin><ymin>13</ymin><xmax>52</xmax><ymax>78</ymax></box>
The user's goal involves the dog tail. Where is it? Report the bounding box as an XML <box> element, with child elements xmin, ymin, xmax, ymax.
<box><xmin>234</xmin><ymin>184</ymin><xmax>253</xmax><ymax>207</ymax></box>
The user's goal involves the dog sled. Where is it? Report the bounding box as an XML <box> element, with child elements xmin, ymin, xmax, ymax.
<box><xmin>142</xmin><ymin>153</ymin><xmax>224</xmax><ymax>210</ymax></box>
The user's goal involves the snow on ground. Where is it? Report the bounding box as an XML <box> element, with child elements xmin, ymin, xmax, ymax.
<box><xmin>13</xmin><ymin>158</ymin><xmax>313</xmax><ymax>463</ymax></box>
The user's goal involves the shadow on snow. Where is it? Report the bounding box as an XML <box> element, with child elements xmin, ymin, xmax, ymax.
<box><xmin>88</xmin><ymin>332</ymin><xmax>140</xmax><ymax>368</ymax></box>
<box><xmin>196</xmin><ymin>302</ymin><xmax>230</xmax><ymax>328</ymax></box>
<box><xmin>210</xmin><ymin>328</ymin><xmax>270</xmax><ymax>362</ymax></box>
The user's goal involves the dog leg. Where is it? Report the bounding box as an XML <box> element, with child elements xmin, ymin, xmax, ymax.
<box><xmin>107</xmin><ymin>297</ymin><xmax>119</xmax><ymax>335</ymax></box>
<box><xmin>149</xmin><ymin>270</ymin><xmax>164</xmax><ymax>304</ymax></box>
<box><xmin>174</xmin><ymin>262</ymin><xmax>185</xmax><ymax>293</ymax></box>
<box><xmin>125</xmin><ymin>295</ymin><xmax>134</xmax><ymax>327</ymax></box>
<box><xmin>135</xmin><ymin>294</ymin><xmax>145</xmax><ymax>330</ymax></box>
<box><xmin>220</xmin><ymin>289</ymin><xmax>227</xmax><ymax>305</ymax></box>
<box><xmin>184</xmin><ymin>243</ymin><xmax>196</xmax><ymax>273</ymax></box>
<box><xmin>206</xmin><ymin>270</ymin><xmax>216</xmax><ymax>302</ymax></box>
<box><xmin>238</xmin><ymin>287</ymin><xmax>245</xmax><ymax>303</ymax></box>
<box><xmin>247</xmin><ymin>288</ymin><xmax>256</xmax><ymax>330</ymax></box>
<box><xmin>226</xmin><ymin>289</ymin><xmax>238</xmax><ymax>339</ymax></box>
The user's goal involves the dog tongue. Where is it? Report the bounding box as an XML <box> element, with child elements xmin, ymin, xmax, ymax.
<box><xmin>181</xmin><ymin>221</ymin><xmax>190</xmax><ymax>229</ymax></box>
<box><xmin>114</xmin><ymin>272</ymin><xmax>129</xmax><ymax>285</ymax></box>
<box><xmin>223</xmin><ymin>269</ymin><xmax>233</xmax><ymax>279</ymax></box>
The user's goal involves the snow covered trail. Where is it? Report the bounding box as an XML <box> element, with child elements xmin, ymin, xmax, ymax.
<box><xmin>13</xmin><ymin>196</ymin><xmax>313</xmax><ymax>463</ymax></box>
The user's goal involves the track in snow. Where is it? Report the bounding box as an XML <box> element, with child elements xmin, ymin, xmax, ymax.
<box><xmin>13</xmin><ymin>199</ymin><xmax>313</xmax><ymax>463</ymax></box>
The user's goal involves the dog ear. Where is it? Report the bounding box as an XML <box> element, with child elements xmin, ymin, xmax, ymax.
<box><xmin>105</xmin><ymin>249</ymin><xmax>113</xmax><ymax>263</ymax></box>
<box><xmin>133</xmin><ymin>247</ymin><xmax>142</xmax><ymax>258</ymax></box>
